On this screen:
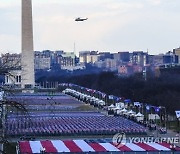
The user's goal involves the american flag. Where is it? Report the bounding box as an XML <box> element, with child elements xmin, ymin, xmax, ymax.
<box><xmin>175</xmin><ymin>111</ymin><xmax>180</xmax><ymax>118</ymax></box>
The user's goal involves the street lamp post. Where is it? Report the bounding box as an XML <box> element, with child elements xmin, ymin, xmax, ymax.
<box><xmin>160</xmin><ymin>106</ymin><xmax>167</xmax><ymax>130</ymax></box>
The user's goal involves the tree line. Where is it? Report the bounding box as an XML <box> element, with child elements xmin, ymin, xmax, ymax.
<box><xmin>36</xmin><ymin>66</ymin><xmax>180</xmax><ymax>114</ymax></box>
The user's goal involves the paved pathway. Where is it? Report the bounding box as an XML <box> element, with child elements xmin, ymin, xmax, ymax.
<box><xmin>147</xmin><ymin>128</ymin><xmax>180</xmax><ymax>147</ymax></box>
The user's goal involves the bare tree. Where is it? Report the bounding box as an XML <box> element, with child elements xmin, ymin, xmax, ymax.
<box><xmin>0</xmin><ymin>54</ymin><xmax>26</xmax><ymax>154</ymax></box>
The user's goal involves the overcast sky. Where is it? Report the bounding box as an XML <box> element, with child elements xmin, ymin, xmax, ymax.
<box><xmin>0</xmin><ymin>0</ymin><xmax>180</xmax><ymax>54</ymax></box>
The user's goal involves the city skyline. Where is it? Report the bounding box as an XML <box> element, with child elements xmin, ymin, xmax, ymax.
<box><xmin>0</xmin><ymin>0</ymin><xmax>180</xmax><ymax>54</ymax></box>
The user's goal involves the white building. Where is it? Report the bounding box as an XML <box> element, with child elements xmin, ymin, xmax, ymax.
<box><xmin>79</xmin><ymin>51</ymin><xmax>99</xmax><ymax>64</ymax></box>
<box><xmin>35</xmin><ymin>56</ymin><xmax>51</xmax><ymax>70</ymax></box>
<box><xmin>5</xmin><ymin>70</ymin><xmax>21</xmax><ymax>88</ymax></box>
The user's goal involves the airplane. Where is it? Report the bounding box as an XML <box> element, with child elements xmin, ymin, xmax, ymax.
<box><xmin>75</xmin><ymin>17</ymin><xmax>88</xmax><ymax>21</ymax></box>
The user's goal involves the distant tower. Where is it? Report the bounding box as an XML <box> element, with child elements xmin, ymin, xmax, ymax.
<box><xmin>21</xmin><ymin>0</ymin><xmax>35</xmax><ymax>92</ymax></box>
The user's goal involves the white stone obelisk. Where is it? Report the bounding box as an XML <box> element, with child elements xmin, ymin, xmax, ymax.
<box><xmin>21</xmin><ymin>0</ymin><xmax>35</xmax><ymax>92</ymax></box>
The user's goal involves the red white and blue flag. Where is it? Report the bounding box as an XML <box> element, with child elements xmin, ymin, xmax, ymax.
<box><xmin>175</xmin><ymin>111</ymin><xmax>180</xmax><ymax>118</ymax></box>
<box><xmin>18</xmin><ymin>140</ymin><xmax>179</xmax><ymax>154</ymax></box>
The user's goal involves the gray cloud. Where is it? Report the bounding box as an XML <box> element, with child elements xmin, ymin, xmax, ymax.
<box><xmin>0</xmin><ymin>0</ymin><xmax>180</xmax><ymax>54</ymax></box>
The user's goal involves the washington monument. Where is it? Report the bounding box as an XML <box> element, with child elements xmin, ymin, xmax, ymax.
<box><xmin>21</xmin><ymin>0</ymin><xmax>35</xmax><ymax>91</ymax></box>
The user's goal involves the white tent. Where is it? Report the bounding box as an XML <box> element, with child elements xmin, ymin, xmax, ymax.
<box><xmin>129</xmin><ymin>113</ymin><xmax>136</xmax><ymax>117</ymax></box>
<box><xmin>75</xmin><ymin>92</ymin><xmax>81</xmax><ymax>95</ymax></box>
<box><xmin>80</xmin><ymin>94</ymin><xmax>86</xmax><ymax>98</ymax></box>
<box><xmin>135</xmin><ymin>112</ymin><xmax>144</xmax><ymax>117</ymax></box>
<box><xmin>95</xmin><ymin>98</ymin><xmax>100</xmax><ymax>102</ymax></box>
<box><xmin>86</xmin><ymin>95</ymin><xmax>92</xmax><ymax>99</ymax></box>
<box><xmin>126</xmin><ymin>110</ymin><xmax>136</xmax><ymax>116</ymax></box>
<box><xmin>117</xmin><ymin>109</ymin><xmax>123</xmax><ymax>115</ymax></box>
<box><xmin>120</xmin><ymin>102</ymin><xmax>125</xmax><ymax>108</ymax></box>
<box><xmin>98</xmin><ymin>100</ymin><xmax>105</xmax><ymax>106</ymax></box>
<box><xmin>83</xmin><ymin>94</ymin><xmax>88</xmax><ymax>98</ymax></box>
<box><xmin>90</xmin><ymin>97</ymin><xmax>96</xmax><ymax>101</ymax></box>
<box><xmin>116</xmin><ymin>108</ymin><xmax>127</xmax><ymax>115</ymax></box>
<box><xmin>113</xmin><ymin>106</ymin><xmax>122</xmax><ymax>114</ymax></box>
<box><xmin>128</xmin><ymin>110</ymin><xmax>136</xmax><ymax>114</ymax></box>
<box><xmin>108</xmin><ymin>104</ymin><xmax>115</xmax><ymax>110</ymax></box>
<box><xmin>121</xmin><ymin>108</ymin><xmax>127</xmax><ymax>112</ymax></box>
<box><xmin>148</xmin><ymin>114</ymin><xmax>160</xmax><ymax>120</ymax></box>
<box><xmin>121</xmin><ymin>108</ymin><xmax>128</xmax><ymax>113</ymax></box>
<box><xmin>109</xmin><ymin>104</ymin><xmax>115</xmax><ymax>108</ymax></box>
<box><xmin>115</xmin><ymin>103</ymin><xmax>121</xmax><ymax>107</ymax></box>
<box><xmin>135</xmin><ymin>112</ymin><xmax>144</xmax><ymax>121</ymax></box>
<box><xmin>114</xmin><ymin>106</ymin><xmax>121</xmax><ymax>110</ymax></box>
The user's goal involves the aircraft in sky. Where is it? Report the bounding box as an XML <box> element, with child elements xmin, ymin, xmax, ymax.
<box><xmin>75</xmin><ymin>17</ymin><xmax>88</xmax><ymax>22</ymax></box>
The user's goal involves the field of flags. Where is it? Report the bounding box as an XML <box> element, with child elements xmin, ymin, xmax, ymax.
<box><xmin>5</xmin><ymin>84</ymin><xmax>179</xmax><ymax>154</ymax></box>
<box><xmin>6</xmin><ymin>92</ymin><xmax>147</xmax><ymax>137</ymax></box>
<box><xmin>7</xmin><ymin>113</ymin><xmax>146</xmax><ymax>136</ymax></box>
<box><xmin>60</xmin><ymin>83</ymin><xmax>169</xmax><ymax>134</ymax></box>
<box><xmin>6</xmin><ymin>84</ymin><xmax>169</xmax><ymax>138</ymax></box>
